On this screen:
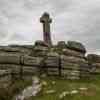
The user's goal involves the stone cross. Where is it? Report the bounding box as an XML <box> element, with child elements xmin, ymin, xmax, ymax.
<box><xmin>40</xmin><ymin>12</ymin><xmax>52</xmax><ymax>46</ymax></box>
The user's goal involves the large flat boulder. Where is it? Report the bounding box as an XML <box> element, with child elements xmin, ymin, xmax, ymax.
<box><xmin>23</xmin><ymin>55</ymin><xmax>43</xmax><ymax>66</ymax></box>
<box><xmin>67</xmin><ymin>41</ymin><xmax>86</xmax><ymax>53</ymax></box>
<box><xmin>62</xmin><ymin>48</ymin><xmax>84</xmax><ymax>58</ymax></box>
<box><xmin>61</xmin><ymin>55</ymin><xmax>86</xmax><ymax>64</ymax></box>
<box><xmin>0</xmin><ymin>54</ymin><xmax>20</xmax><ymax>64</ymax></box>
<box><xmin>23</xmin><ymin>66</ymin><xmax>39</xmax><ymax>74</ymax></box>
<box><xmin>0</xmin><ymin>46</ymin><xmax>32</xmax><ymax>55</ymax></box>
<box><xmin>0</xmin><ymin>54</ymin><xmax>43</xmax><ymax>66</ymax></box>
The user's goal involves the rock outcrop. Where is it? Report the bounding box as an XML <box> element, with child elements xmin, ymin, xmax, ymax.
<box><xmin>0</xmin><ymin>40</ymin><xmax>93</xmax><ymax>80</ymax></box>
<box><xmin>60</xmin><ymin>42</ymin><xmax>88</xmax><ymax>79</ymax></box>
<box><xmin>0</xmin><ymin>45</ymin><xmax>33</xmax><ymax>56</ymax></box>
<box><xmin>44</xmin><ymin>52</ymin><xmax>60</xmax><ymax>76</ymax></box>
<box><xmin>87</xmin><ymin>54</ymin><xmax>100</xmax><ymax>73</ymax></box>
<box><xmin>33</xmin><ymin>40</ymin><xmax>49</xmax><ymax>57</ymax></box>
<box><xmin>67</xmin><ymin>41</ymin><xmax>86</xmax><ymax>53</ymax></box>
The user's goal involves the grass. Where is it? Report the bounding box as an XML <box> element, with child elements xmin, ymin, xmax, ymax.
<box><xmin>1</xmin><ymin>75</ymin><xmax>100</xmax><ymax>100</ymax></box>
<box><xmin>28</xmin><ymin>75</ymin><xmax>100</xmax><ymax>100</ymax></box>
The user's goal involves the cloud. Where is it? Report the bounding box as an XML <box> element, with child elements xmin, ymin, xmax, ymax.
<box><xmin>0</xmin><ymin>0</ymin><xmax>100</xmax><ymax>54</ymax></box>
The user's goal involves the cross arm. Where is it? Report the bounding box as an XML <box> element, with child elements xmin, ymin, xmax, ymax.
<box><xmin>40</xmin><ymin>17</ymin><xmax>52</xmax><ymax>23</ymax></box>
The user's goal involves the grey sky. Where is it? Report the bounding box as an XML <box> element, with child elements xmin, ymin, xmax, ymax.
<box><xmin>0</xmin><ymin>0</ymin><xmax>100</xmax><ymax>54</ymax></box>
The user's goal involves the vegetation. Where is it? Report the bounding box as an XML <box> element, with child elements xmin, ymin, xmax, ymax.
<box><xmin>28</xmin><ymin>75</ymin><xmax>100</xmax><ymax>100</ymax></box>
<box><xmin>0</xmin><ymin>75</ymin><xmax>100</xmax><ymax>100</ymax></box>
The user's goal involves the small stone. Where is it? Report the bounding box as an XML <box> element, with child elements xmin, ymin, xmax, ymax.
<box><xmin>70</xmin><ymin>90</ymin><xmax>79</xmax><ymax>94</ymax></box>
<box><xmin>51</xmin><ymin>81</ymin><xmax>56</xmax><ymax>85</ymax></box>
<box><xmin>15</xmin><ymin>95</ymin><xmax>24</xmax><ymax>100</ymax></box>
<box><xmin>41</xmin><ymin>81</ymin><xmax>47</xmax><ymax>86</ymax></box>
<box><xmin>45</xmin><ymin>90</ymin><xmax>56</xmax><ymax>94</ymax></box>
<box><xmin>32</xmin><ymin>76</ymin><xmax>40</xmax><ymax>84</ymax></box>
<box><xmin>59</xmin><ymin>91</ymin><xmax>70</xmax><ymax>99</ymax></box>
<box><xmin>79</xmin><ymin>87</ymin><xmax>88</xmax><ymax>91</ymax></box>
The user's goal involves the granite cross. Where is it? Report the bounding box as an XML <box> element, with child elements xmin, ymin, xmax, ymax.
<box><xmin>40</xmin><ymin>12</ymin><xmax>52</xmax><ymax>46</ymax></box>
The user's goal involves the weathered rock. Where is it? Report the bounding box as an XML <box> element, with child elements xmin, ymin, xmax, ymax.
<box><xmin>22</xmin><ymin>55</ymin><xmax>43</xmax><ymax>66</ymax></box>
<box><xmin>23</xmin><ymin>66</ymin><xmax>39</xmax><ymax>75</ymax></box>
<box><xmin>45</xmin><ymin>52</ymin><xmax>60</xmax><ymax>67</ymax></box>
<box><xmin>61</xmin><ymin>62</ymin><xmax>80</xmax><ymax>70</ymax></box>
<box><xmin>92</xmin><ymin>63</ymin><xmax>100</xmax><ymax>67</ymax></box>
<box><xmin>33</xmin><ymin>40</ymin><xmax>49</xmax><ymax>56</ymax></box>
<box><xmin>62</xmin><ymin>48</ymin><xmax>84</xmax><ymax>58</ymax></box>
<box><xmin>0</xmin><ymin>69</ymin><xmax>11</xmax><ymax>76</ymax></box>
<box><xmin>87</xmin><ymin>54</ymin><xmax>100</xmax><ymax>74</ymax></box>
<box><xmin>47</xmin><ymin>68</ymin><xmax>59</xmax><ymax>75</ymax></box>
<box><xmin>41</xmin><ymin>80</ymin><xmax>47</xmax><ymax>86</ymax></box>
<box><xmin>47</xmin><ymin>52</ymin><xmax>59</xmax><ymax>57</ymax></box>
<box><xmin>79</xmin><ymin>63</ymin><xmax>90</xmax><ymax>78</ymax></box>
<box><xmin>61</xmin><ymin>54</ymin><xmax>89</xmax><ymax>79</ymax></box>
<box><xmin>79</xmin><ymin>87</ymin><xmax>88</xmax><ymax>91</ymax></box>
<box><xmin>89</xmin><ymin>63</ymin><xmax>100</xmax><ymax>73</ymax></box>
<box><xmin>67</xmin><ymin>41</ymin><xmax>86</xmax><ymax>53</ymax></box>
<box><xmin>80</xmin><ymin>71</ymin><xmax>90</xmax><ymax>78</ymax></box>
<box><xmin>0</xmin><ymin>75</ymin><xmax>11</xmax><ymax>88</ymax></box>
<box><xmin>0</xmin><ymin>64</ymin><xmax>20</xmax><ymax>72</ymax></box>
<box><xmin>34</xmin><ymin>45</ymin><xmax>48</xmax><ymax>51</ymax></box>
<box><xmin>79</xmin><ymin>63</ymin><xmax>90</xmax><ymax>71</ymax></box>
<box><xmin>0</xmin><ymin>54</ymin><xmax>20</xmax><ymax>64</ymax></box>
<box><xmin>87</xmin><ymin>54</ymin><xmax>100</xmax><ymax>63</ymax></box>
<box><xmin>61</xmin><ymin>69</ymin><xmax>80</xmax><ymax>79</ymax></box>
<box><xmin>0</xmin><ymin>69</ymin><xmax>11</xmax><ymax>87</ymax></box>
<box><xmin>45</xmin><ymin>90</ymin><xmax>56</xmax><ymax>94</ymax></box>
<box><xmin>59</xmin><ymin>91</ymin><xmax>70</xmax><ymax>99</ymax></box>
<box><xmin>61</xmin><ymin>55</ymin><xmax>86</xmax><ymax>64</ymax></box>
<box><xmin>70</xmin><ymin>90</ymin><xmax>79</xmax><ymax>94</ymax></box>
<box><xmin>35</xmin><ymin>40</ymin><xmax>49</xmax><ymax>47</ymax></box>
<box><xmin>0</xmin><ymin>46</ymin><xmax>32</xmax><ymax>55</ymax></box>
<box><xmin>57</xmin><ymin>41</ymin><xmax>66</xmax><ymax>48</ymax></box>
<box><xmin>34</xmin><ymin>46</ymin><xmax>48</xmax><ymax>56</ymax></box>
<box><xmin>0</xmin><ymin>54</ymin><xmax>43</xmax><ymax>67</ymax></box>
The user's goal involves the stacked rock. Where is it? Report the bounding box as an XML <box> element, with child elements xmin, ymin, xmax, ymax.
<box><xmin>0</xmin><ymin>69</ymin><xmax>11</xmax><ymax>87</ymax></box>
<box><xmin>22</xmin><ymin>55</ymin><xmax>43</xmax><ymax>75</ymax></box>
<box><xmin>87</xmin><ymin>54</ymin><xmax>100</xmax><ymax>74</ymax></box>
<box><xmin>0</xmin><ymin>45</ymin><xmax>32</xmax><ymax>56</ymax></box>
<box><xmin>60</xmin><ymin>41</ymin><xmax>88</xmax><ymax>79</ymax></box>
<box><xmin>57</xmin><ymin>41</ymin><xmax>67</xmax><ymax>49</ymax></box>
<box><xmin>0</xmin><ymin>54</ymin><xmax>43</xmax><ymax>78</ymax></box>
<box><xmin>44</xmin><ymin>52</ymin><xmax>60</xmax><ymax>76</ymax></box>
<box><xmin>33</xmin><ymin>40</ymin><xmax>49</xmax><ymax>57</ymax></box>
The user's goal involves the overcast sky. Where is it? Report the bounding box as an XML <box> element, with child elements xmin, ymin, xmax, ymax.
<box><xmin>0</xmin><ymin>0</ymin><xmax>100</xmax><ymax>54</ymax></box>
